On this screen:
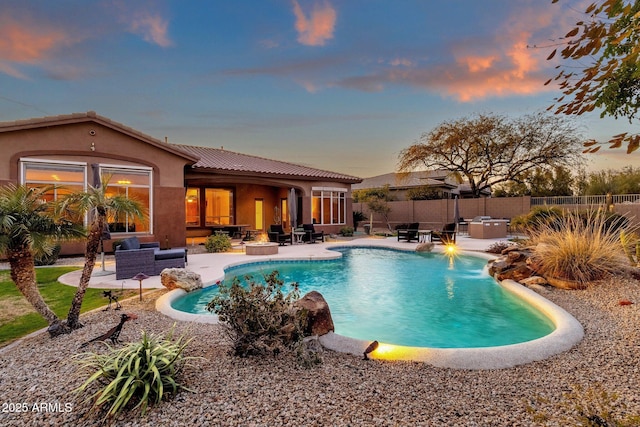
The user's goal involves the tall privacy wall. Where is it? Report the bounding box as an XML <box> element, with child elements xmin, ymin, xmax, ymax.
<box><xmin>353</xmin><ymin>196</ymin><xmax>640</xmax><ymax>230</ymax></box>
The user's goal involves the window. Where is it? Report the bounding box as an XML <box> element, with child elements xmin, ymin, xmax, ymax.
<box><xmin>311</xmin><ymin>188</ymin><xmax>346</xmax><ymax>225</ymax></box>
<box><xmin>205</xmin><ymin>188</ymin><xmax>234</xmax><ymax>225</ymax></box>
<box><xmin>21</xmin><ymin>159</ymin><xmax>86</xmax><ymax>202</ymax></box>
<box><xmin>185</xmin><ymin>188</ymin><xmax>200</xmax><ymax>226</ymax></box>
<box><xmin>101</xmin><ymin>165</ymin><xmax>152</xmax><ymax>233</ymax></box>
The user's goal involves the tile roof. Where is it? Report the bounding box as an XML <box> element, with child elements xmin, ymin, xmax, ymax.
<box><xmin>352</xmin><ymin>171</ymin><xmax>456</xmax><ymax>190</ymax></box>
<box><xmin>171</xmin><ymin>144</ymin><xmax>362</xmax><ymax>183</ymax></box>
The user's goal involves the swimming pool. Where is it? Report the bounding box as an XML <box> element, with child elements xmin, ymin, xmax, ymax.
<box><xmin>170</xmin><ymin>247</ymin><xmax>555</xmax><ymax>348</ymax></box>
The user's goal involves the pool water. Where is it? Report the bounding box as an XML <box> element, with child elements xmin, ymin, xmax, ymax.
<box><xmin>171</xmin><ymin>247</ymin><xmax>555</xmax><ymax>348</ymax></box>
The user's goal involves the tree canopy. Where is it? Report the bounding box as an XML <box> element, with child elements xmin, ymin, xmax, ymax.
<box><xmin>548</xmin><ymin>0</ymin><xmax>640</xmax><ymax>153</ymax></box>
<box><xmin>397</xmin><ymin>112</ymin><xmax>584</xmax><ymax>198</ymax></box>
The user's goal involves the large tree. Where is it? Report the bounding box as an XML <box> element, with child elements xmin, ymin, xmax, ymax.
<box><xmin>397</xmin><ymin>112</ymin><xmax>584</xmax><ymax>197</ymax></box>
<box><xmin>61</xmin><ymin>177</ymin><xmax>145</xmax><ymax>330</ymax></box>
<box><xmin>548</xmin><ymin>0</ymin><xmax>640</xmax><ymax>152</ymax></box>
<box><xmin>0</xmin><ymin>184</ymin><xmax>85</xmax><ymax>335</ymax></box>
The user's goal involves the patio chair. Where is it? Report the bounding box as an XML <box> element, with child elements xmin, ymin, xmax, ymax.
<box><xmin>302</xmin><ymin>223</ymin><xmax>324</xmax><ymax>243</ymax></box>
<box><xmin>397</xmin><ymin>222</ymin><xmax>420</xmax><ymax>242</ymax></box>
<box><xmin>267</xmin><ymin>224</ymin><xmax>292</xmax><ymax>245</ymax></box>
<box><xmin>431</xmin><ymin>223</ymin><xmax>457</xmax><ymax>244</ymax></box>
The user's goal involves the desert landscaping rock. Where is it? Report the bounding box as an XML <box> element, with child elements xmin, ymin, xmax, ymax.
<box><xmin>1</xmin><ymin>275</ymin><xmax>640</xmax><ymax>425</ymax></box>
<box><xmin>160</xmin><ymin>268</ymin><xmax>203</xmax><ymax>292</ymax></box>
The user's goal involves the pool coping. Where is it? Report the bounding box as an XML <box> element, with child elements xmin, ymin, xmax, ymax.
<box><xmin>156</xmin><ymin>241</ymin><xmax>584</xmax><ymax>369</ymax></box>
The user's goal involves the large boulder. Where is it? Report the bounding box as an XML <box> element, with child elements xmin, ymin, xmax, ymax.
<box><xmin>487</xmin><ymin>248</ymin><xmax>536</xmax><ymax>282</ymax></box>
<box><xmin>416</xmin><ymin>242</ymin><xmax>435</xmax><ymax>252</ymax></box>
<box><xmin>294</xmin><ymin>291</ymin><xmax>334</xmax><ymax>336</ymax></box>
<box><xmin>160</xmin><ymin>268</ymin><xmax>203</xmax><ymax>292</ymax></box>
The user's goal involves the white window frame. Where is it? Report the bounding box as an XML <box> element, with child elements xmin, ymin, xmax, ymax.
<box><xmin>311</xmin><ymin>186</ymin><xmax>347</xmax><ymax>225</ymax></box>
<box><xmin>100</xmin><ymin>163</ymin><xmax>154</xmax><ymax>234</ymax></box>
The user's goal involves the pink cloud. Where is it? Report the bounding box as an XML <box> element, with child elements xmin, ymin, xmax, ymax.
<box><xmin>0</xmin><ymin>13</ymin><xmax>76</xmax><ymax>79</ymax></box>
<box><xmin>292</xmin><ymin>0</ymin><xmax>336</xmax><ymax>46</ymax></box>
<box><xmin>125</xmin><ymin>13</ymin><xmax>173</xmax><ymax>47</ymax></box>
<box><xmin>335</xmin><ymin>4</ymin><xmax>559</xmax><ymax>102</ymax></box>
<box><xmin>0</xmin><ymin>19</ymin><xmax>69</xmax><ymax>63</ymax></box>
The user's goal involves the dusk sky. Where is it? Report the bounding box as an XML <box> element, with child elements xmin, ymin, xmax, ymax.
<box><xmin>1</xmin><ymin>0</ymin><xmax>639</xmax><ymax>178</ymax></box>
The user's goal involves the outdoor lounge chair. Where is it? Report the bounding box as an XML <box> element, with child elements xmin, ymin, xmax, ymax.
<box><xmin>302</xmin><ymin>223</ymin><xmax>324</xmax><ymax>243</ymax></box>
<box><xmin>431</xmin><ymin>223</ymin><xmax>457</xmax><ymax>244</ymax></box>
<box><xmin>268</xmin><ymin>224</ymin><xmax>292</xmax><ymax>245</ymax></box>
<box><xmin>115</xmin><ymin>236</ymin><xmax>186</xmax><ymax>279</ymax></box>
<box><xmin>397</xmin><ymin>222</ymin><xmax>420</xmax><ymax>242</ymax></box>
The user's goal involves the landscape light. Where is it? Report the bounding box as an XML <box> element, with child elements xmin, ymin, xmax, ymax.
<box><xmin>363</xmin><ymin>340</ymin><xmax>379</xmax><ymax>360</ymax></box>
<box><xmin>132</xmin><ymin>272</ymin><xmax>150</xmax><ymax>301</ymax></box>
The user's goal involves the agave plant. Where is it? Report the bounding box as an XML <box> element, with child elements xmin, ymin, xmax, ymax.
<box><xmin>75</xmin><ymin>326</ymin><xmax>195</xmax><ymax>421</ymax></box>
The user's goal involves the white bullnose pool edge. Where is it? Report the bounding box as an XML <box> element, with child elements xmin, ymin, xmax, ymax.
<box><xmin>156</xmin><ymin>243</ymin><xmax>584</xmax><ymax>369</ymax></box>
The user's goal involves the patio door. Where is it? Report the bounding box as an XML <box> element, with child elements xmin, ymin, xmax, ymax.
<box><xmin>254</xmin><ymin>199</ymin><xmax>264</xmax><ymax>230</ymax></box>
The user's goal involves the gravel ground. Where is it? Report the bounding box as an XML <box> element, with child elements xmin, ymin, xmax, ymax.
<box><xmin>1</xmin><ymin>275</ymin><xmax>639</xmax><ymax>426</ymax></box>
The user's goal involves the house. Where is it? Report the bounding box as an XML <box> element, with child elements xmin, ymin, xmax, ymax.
<box><xmin>353</xmin><ymin>171</ymin><xmax>491</xmax><ymax>200</ymax></box>
<box><xmin>0</xmin><ymin>111</ymin><xmax>361</xmax><ymax>255</ymax></box>
<box><xmin>352</xmin><ymin>171</ymin><xmax>492</xmax><ymax>200</ymax></box>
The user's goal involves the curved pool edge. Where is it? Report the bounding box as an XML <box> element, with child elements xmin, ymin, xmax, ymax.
<box><xmin>156</xmin><ymin>289</ymin><xmax>220</xmax><ymax>324</ymax></box>
<box><xmin>319</xmin><ymin>277</ymin><xmax>584</xmax><ymax>369</ymax></box>
<box><xmin>156</xmin><ymin>244</ymin><xmax>584</xmax><ymax>369</ymax></box>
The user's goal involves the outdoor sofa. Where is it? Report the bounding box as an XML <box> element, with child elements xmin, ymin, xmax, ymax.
<box><xmin>114</xmin><ymin>236</ymin><xmax>187</xmax><ymax>279</ymax></box>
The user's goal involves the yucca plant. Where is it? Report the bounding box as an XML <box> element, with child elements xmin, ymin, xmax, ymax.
<box><xmin>75</xmin><ymin>327</ymin><xmax>194</xmax><ymax>421</ymax></box>
<box><xmin>528</xmin><ymin>209</ymin><xmax>633</xmax><ymax>287</ymax></box>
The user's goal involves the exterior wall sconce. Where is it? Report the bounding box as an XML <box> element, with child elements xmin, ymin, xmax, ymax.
<box><xmin>90</xmin><ymin>141</ymin><xmax>95</xmax><ymax>151</ymax></box>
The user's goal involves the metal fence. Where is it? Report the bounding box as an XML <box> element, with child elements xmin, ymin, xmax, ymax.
<box><xmin>531</xmin><ymin>194</ymin><xmax>640</xmax><ymax>206</ymax></box>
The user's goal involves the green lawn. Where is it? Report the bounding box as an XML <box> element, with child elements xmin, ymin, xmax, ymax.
<box><xmin>0</xmin><ymin>267</ymin><xmax>136</xmax><ymax>347</ymax></box>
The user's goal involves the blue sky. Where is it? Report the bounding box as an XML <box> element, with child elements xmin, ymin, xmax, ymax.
<box><xmin>1</xmin><ymin>0</ymin><xmax>638</xmax><ymax>178</ymax></box>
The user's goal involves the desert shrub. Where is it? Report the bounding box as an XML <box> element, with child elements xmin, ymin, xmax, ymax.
<box><xmin>75</xmin><ymin>327</ymin><xmax>194</xmax><ymax>421</ymax></box>
<box><xmin>204</xmin><ymin>233</ymin><xmax>232</xmax><ymax>253</ymax></box>
<box><xmin>528</xmin><ymin>209</ymin><xmax>632</xmax><ymax>286</ymax></box>
<box><xmin>207</xmin><ymin>270</ymin><xmax>305</xmax><ymax>357</ymax></box>
<box><xmin>34</xmin><ymin>243</ymin><xmax>61</xmax><ymax>266</ymax></box>
<box><xmin>511</xmin><ymin>206</ymin><xmax>564</xmax><ymax>233</ymax></box>
<box><xmin>340</xmin><ymin>226</ymin><xmax>354</xmax><ymax>236</ymax></box>
<box><xmin>485</xmin><ymin>241</ymin><xmax>516</xmax><ymax>254</ymax></box>
<box><xmin>527</xmin><ymin>383</ymin><xmax>640</xmax><ymax>426</ymax></box>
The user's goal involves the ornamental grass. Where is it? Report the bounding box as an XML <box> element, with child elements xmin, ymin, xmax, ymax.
<box><xmin>528</xmin><ymin>209</ymin><xmax>633</xmax><ymax>286</ymax></box>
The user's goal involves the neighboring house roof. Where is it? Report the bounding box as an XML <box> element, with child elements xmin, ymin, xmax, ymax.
<box><xmin>173</xmin><ymin>144</ymin><xmax>362</xmax><ymax>183</ymax></box>
<box><xmin>0</xmin><ymin>111</ymin><xmax>199</xmax><ymax>163</ymax></box>
<box><xmin>352</xmin><ymin>171</ymin><xmax>457</xmax><ymax>190</ymax></box>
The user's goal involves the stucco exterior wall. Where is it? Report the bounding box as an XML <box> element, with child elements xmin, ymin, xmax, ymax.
<box><xmin>0</xmin><ymin>119</ymin><xmax>193</xmax><ymax>255</ymax></box>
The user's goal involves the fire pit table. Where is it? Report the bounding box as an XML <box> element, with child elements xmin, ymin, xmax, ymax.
<box><xmin>245</xmin><ymin>242</ymin><xmax>279</xmax><ymax>256</ymax></box>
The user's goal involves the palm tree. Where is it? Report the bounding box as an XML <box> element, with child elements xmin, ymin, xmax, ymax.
<box><xmin>0</xmin><ymin>184</ymin><xmax>85</xmax><ymax>336</ymax></box>
<box><xmin>62</xmin><ymin>177</ymin><xmax>145</xmax><ymax>330</ymax></box>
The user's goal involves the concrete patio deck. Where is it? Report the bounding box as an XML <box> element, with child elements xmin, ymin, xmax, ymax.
<box><xmin>58</xmin><ymin>235</ymin><xmax>509</xmax><ymax>290</ymax></box>
<box><xmin>52</xmin><ymin>235</ymin><xmax>585</xmax><ymax>369</ymax></box>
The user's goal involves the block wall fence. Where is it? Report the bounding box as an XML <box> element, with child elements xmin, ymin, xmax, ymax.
<box><xmin>353</xmin><ymin>196</ymin><xmax>640</xmax><ymax>231</ymax></box>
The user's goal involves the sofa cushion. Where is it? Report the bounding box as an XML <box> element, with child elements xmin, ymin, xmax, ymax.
<box><xmin>154</xmin><ymin>248</ymin><xmax>185</xmax><ymax>260</ymax></box>
<box><xmin>120</xmin><ymin>236</ymin><xmax>140</xmax><ymax>250</ymax></box>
